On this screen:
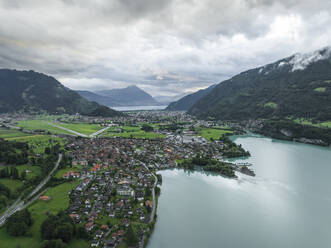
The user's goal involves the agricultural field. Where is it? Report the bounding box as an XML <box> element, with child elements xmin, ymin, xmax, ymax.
<box><xmin>103</xmin><ymin>125</ymin><xmax>166</xmax><ymax>139</ymax></box>
<box><xmin>56</xmin><ymin>122</ymin><xmax>103</xmax><ymax>135</ymax></box>
<box><xmin>314</xmin><ymin>87</ymin><xmax>326</xmax><ymax>92</ymax></box>
<box><xmin>0</xmin><ymin>128</ymin><xmax>32</xmax><ymax>139</ymax></box>
<box><xmin>294</xmin><ymin>118</ymin><xmax>331</xmax><ymax>129</ymax></box>
<box><xmin>7</xmin><ymin>135</ymin><xmax>66</xmax><ymax>154</ymax></box>
<box><xmin>0</xmin><ymin>181</ymin><xmax>87</xmax><ymax>248</ymax></box>
<box><xmin>0</xmin><ymin>165</ymin><xmax>41</xmax><ymax>180</ymax></box>
<box><xmin>0</xmin><ymin>178</ymin><xmax>23</xmax><ymax>193</ymax></box>
<box><xmin>198</xmin><ymin>127</ymin><xmax>233</xmax><ymax>141</ymax></box>
<box><xmin>264</xmin><ymin>102</ymin><xmax>278</xmax><ymax>109</ymax></box>
<box><xmin>16</xmin><ymin>120</ymin><xmax>72</xmax><ymax>135</ymax></box>
<box><xmin>103</xmin><ymin>130</ymin><xmax>166</xmax><ymax>139</ymax></box>
<box><xmin>16</xmin><ymin>165</ymin><xmax>41</xmax><ymax>180</ymax></box>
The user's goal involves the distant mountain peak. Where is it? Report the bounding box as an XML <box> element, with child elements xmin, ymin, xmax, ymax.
<box><xmin>288</xmin><ymin>47</ymin><xmax>331</xmax><ymax>71</ymax></box>
<box><xmin>255</xmin><ymin>46</ymin><xmax>331</xmax><ymax>76</ymax></box>
<box><xmin>90</xmin><ymin>85</ymin><xmax>161</xmax><ymax>107</ymax></box>
<box><xmin>126</xmin><ymin>85</ymin><xmax>139</xmax><ymax>89</ymax></box>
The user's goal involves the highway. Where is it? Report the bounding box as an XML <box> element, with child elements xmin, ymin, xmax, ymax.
<box><xmin>89</xmin><ymin>125</ymin><xmax>112</xmax><ymax>137</ymax></box>
<box><xmin>42</xmin><ymin>121</ymin><xmax>88</xmax><ymax>137</ymax></box>
<box><xmin>0</xmin><ymin>154</ymin><xmax>62</xmax><ymax>226</ymax></box>
<box><xmin>42</xmin><ymin>121</ymin><xmax>111</xmax><ymax>138</ymax></box>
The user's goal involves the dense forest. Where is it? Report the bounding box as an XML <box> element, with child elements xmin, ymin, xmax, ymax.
<box><xmin>0</xmin><ymin>138</ymin><xmax>29</xmax><ymax>165</ymax></box>
<box><xmin>258</xmin><ymin>119</ymin><xmax>331</xmax><ymax>146</ymax></box>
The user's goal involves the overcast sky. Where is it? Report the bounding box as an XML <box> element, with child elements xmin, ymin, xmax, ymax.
<box><xmin>1</xmin><ymin>0</ymin><xmax>331</xmax><ymax>96</ymax></box>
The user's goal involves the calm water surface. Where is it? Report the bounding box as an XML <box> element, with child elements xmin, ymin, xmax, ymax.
<box><xmin>111</xmin><ymin>106</ymin><xmax>166</xmax><ymax>111</ymax></box>
<box><xmin>147</xmin><ymin>135</ymin><xmax>331</xmax><ymax>248</ymax></box>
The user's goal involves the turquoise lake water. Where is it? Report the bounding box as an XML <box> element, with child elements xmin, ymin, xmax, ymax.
<box><xmin>147</xmin><ymin>135</ymin><xmax>331</xmax><ymax>248</ymax></box>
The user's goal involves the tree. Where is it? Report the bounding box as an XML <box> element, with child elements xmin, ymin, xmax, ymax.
<box><xmin>76</xmin><ymin>225</ymin><xmax>89</xmax><ymax>239</ymax></box>
<box><xmin>10</xmin><ymin>167</ymin><xmax>19</xmax><ymax>180</ymax></box>
<box><xmin>0</xmin><ymin>183</ymin><xmax>11</xmax><ymax>198</ymax></box>
<box><xmin>56</xmin><ymin>223</ymin><xmax>73</xmax><ymax>243</ymax></box>
<box><xmin>21</xmin><ymin>170</ymin><xmax>26</xmax><ymax>180</ymax></box>
<box><xmin>41</xmin><ymin>212</ymin><xmax>75</xmax><ymax>243</ymax></box>
<box><xmin>125</xmin><ymin>224</ymin><xmax>138</xmax><ymax>246</ymax></box>
<box><xmin>45</xmin><ymin>147</ymin><xmax>51</xmax><ymax>155</ymax></box>
<box><xmin>6</xmin><ymin>209</ymin><xmax>32</xmax><ymax>236</ymax></box>
<box><xmin>141</xmin><ymin>124</ymin><xmax>153</xmax><ymax>132</ymax></box>
<box><xmin>145</xmin><ymin>187</ymin><xmax>151</xmax><ymax>197</ymax></box>
<box><xmin>40</xmin><ymin>239</ymin><xmax>67</xmax><ymax>248</ymax></box>
<box><xmin>0</xmin><ymin>195</ymin><xmax>8</xmax><ymax>209</ymax></box>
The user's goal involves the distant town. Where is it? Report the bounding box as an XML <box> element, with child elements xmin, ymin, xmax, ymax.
<box><xmin>0</xmin><ymin>111</ymin><xmax>253</xmax><ymax>248</ymax></box>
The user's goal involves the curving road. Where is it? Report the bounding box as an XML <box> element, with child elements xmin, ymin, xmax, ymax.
<box><xmin>0</xmin><ymin>154</ymin><xmax>62</xmax><ymax>226</ymax></box>
<box><xmin>142</xmin><ymin>164</ymin><xmax>158</xmax><ymax>224</ymax></box>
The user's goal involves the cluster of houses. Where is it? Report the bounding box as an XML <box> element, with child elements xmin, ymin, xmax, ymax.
<box><xmin>62</xmin><ymin>126</ymin><xmax>236</xmax><ymax>247</ymax></box>
<box><xmin>65</xmin><ymin>138</ymin><xmax>160</xmax><ymax>247</ymax></box>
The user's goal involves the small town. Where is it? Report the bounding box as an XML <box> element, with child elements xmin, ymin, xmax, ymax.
<box><xmin>1</xmin><ymin>2</ymin><xmax>331</xmax><ymax>247</ymax></box>
<box><xmin>0</xmin><ymin>111</ymin><xmax>253</xmax><ymax>248</ymax></box>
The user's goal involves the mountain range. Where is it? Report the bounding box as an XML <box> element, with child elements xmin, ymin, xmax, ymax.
<box><xmin>0</xmin><ymin>69</ymin><xmax>121</xmax><ymax>117</ymax></box>
<box><xmin>167</xmin><ymin>47</ymin><xmax>331</xmax><ymax>121</ymax></box>
<box><xmin>77</xmin><ymin>86</ymin><xmax>161</xmax><ymax>107</ymax></box>
<box><xmin>166</xmin><ymin>85</ymin><xmax>216</xmax><ymax>111</ymax></box>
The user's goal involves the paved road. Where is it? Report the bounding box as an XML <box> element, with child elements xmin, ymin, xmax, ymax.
<box><xmin>89</xmin><ymin>125</ymin><xmax>112</xmax><ymax>137</ymax></box>
<box><xmin>27</xmin><ymin>153</ymin><xmax>63</xmax><ymax>198</ymax></box>
<box><xmin>42</xmin><ymin>121</ymin><xmax>88</xmax><ymax>137</ymax></box>
<box><xmin>142</xmin><ymin>164</ymin><xmax>158</xmax><ymax>224</ymax></box>
<box><xmin>42</xmin><ymin>121</ymin><xmax>111</xmax><ymax>138</ymax></box>
<box><xmin>0</xmin><ymin>154</ymin><xmax>62</xmax><ymax>226</ymax></box>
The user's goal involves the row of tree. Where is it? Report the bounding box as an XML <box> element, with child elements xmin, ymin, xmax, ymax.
<box><xmin>0</xmin><ymin>167</ymin><xmax>21</xmax><ymax>180</ymax></box>
<box><xmin>0</xmin><ymin>138</ymin><xmax>29</xmax><ymax>165</ymax></box>
<box><xmin>6</xmin><ymin>209</ymin><xmax>33</xmax><ymax>236</ymax></box>
<box><xmin>41</xmin><ymin>211</ymin><xmax>88</xmax><ymax>244</ymax></box>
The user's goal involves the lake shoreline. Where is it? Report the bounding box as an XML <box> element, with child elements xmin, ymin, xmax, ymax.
<box><xmin>147</xmin><ymin>134</ymin><xmax>331</xmax><ymax>248</ymax></box>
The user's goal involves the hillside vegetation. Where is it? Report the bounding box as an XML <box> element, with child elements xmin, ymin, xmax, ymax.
<box><xmin>0</xmin><ymin>69</ymin><xmax>120</xmax><ymax>117</ymax></box>
<box><xmin>189</xmin><ymin>47</ymin><xmax>331</xmax><ymax>121</ymax></box>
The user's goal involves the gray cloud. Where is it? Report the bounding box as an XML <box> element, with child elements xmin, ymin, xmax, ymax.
<box><xmin>1</xmin><ymin>0</ymin><xmax>331</xmax><ymax>96</ymax></box>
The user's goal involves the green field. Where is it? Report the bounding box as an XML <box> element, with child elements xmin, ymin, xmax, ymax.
<box><xmin>0</xmin><ymin>165</ymin><xmax>41</xmax><ymax>180</ymax></box>
<box><xmin>0</xmin><ymin>128</ymin><xmax>32</xmax><ymax>139</ymax></box>
<box><xmin>6</xmin><ymin>135</ymin><xmax>66</xmax><ymax>154</ymax></box>
<box><xmin>56</xmin><ymin>122</ymin><xmax>102</xmax><ymax>135</ymax></box>
<box><xmin>55</xmin><ymin>167</ymin><xmax>81</xmax><ymax>179</ymax></box>
<box><xmin>198</xmin><ymin>128</ymin><xmax>233</xmax><ymax>141</ymax></box>
<box><xmin>314</xmin><ymin>87</ymin><xmax>326</xmax><ymax>92</ymax></box>
<box><xmin>294</xmin><ymin>118</ymin><xmax>331</xmax><ymax>129</ymax></box>
<box><xmin>17</xmin><ymin>165</ymin><xmax>41</xmax><ymax>180</ymax></box>
<box><xmin>103</xmin><ymin>131</ymin><xmax>166</xmax><ymax>139</ymax></box>
<box><xmin>102</xmin><ymin>125</ymin><xmax>166</xmax><ymax>139</ymax></box>
<box><xmin>17</xmin><ymin>120</ymin><xmax>72</xmax><ymax>135</ymax></box>
<box><xmin>0</xmin><ymin>178</ymin><xmax>23</xmax><ymax>192</ymax></box>
<box><xmin>264</xmin><ymin>102</ymin><xmax>278</xmax><ymax>109</ymax></box>
<box><xmin>0</xmin><ymin>180</ymin><xmax>86</xmax><ymax>248</ymax></box>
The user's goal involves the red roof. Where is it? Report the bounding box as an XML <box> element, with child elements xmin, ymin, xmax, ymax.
<box><xmin>101</xmin><ymin>224</ymin><xmax>109</xmax><ymax>229</ymax></box>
